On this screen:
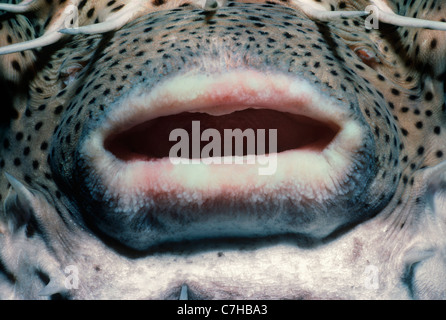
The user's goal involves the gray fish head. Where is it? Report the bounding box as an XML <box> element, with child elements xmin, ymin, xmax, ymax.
<box><xmin>1</xmin><ymin>0</ymin><xmax>446</xmax><ymax>300</ymax></box>
<box><xmin>47</xmin><ymin>3</ymin><xmax>410</xmax><ymax>251</ymax></box>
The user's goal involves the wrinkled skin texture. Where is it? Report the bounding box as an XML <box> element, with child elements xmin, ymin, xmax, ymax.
<box><xmin>0</xmin><ymin>0</ymin><xmax>445</xmax><ymax>299</ymax></box>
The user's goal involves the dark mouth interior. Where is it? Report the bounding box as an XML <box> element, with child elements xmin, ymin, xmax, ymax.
<box><xmin>105</xmin><ymin>109</ymin><xmax>339</xmax><ymax>161</ymax></box>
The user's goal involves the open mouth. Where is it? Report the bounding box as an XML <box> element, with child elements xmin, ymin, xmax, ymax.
<box><xmin>79</xmin><ymin>70</ymin><xmax>371</xmax><ymax>250</ymax></box>
<box><xmin>104</xmin><ymin>109</ymin><xmax>339</xmax><ymax>162</ymax></box>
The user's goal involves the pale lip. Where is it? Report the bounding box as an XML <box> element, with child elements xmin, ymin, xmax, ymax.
<box><xmin>81</xmin><ymin>69</ymin><xmax>365</xmax><ymax>201</ymax></box>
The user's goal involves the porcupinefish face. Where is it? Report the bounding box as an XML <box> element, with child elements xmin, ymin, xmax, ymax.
<box><xmin>0</xmin><ymin>0</ymin><xmax>445</xmax><ymax>299</ymax></box>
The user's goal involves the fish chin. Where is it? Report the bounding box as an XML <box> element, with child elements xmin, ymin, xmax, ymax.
<box><xmin>69</xmin><ymin>70</ymin><xmax>378</xmax><ymax>251</ymax></box>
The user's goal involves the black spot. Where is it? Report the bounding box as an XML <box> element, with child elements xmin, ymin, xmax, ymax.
<box><xmin>50</xmin><ymin>293</ymin><xmax>69</xmax><ymax>300</ymax></box>
<box><xmin>391</xmin><ymin>88</ymin><xmax>400</xmax><ymax>96</ymax></box>
<box><xmin>13</xmin><ymin>158</ymin><xmax>21</xmax><ymax>166</ymax></box>
<box><xmin>86</xmin><ymin>8</ymin><xmax>95</xmax><ymax>18</ymax></box>
<box><xmin>430</xmin><ymin>39</ymin><xmax>437</xmax><ymax>49</ymax></box>
<box><xmin>57</xmin><ymin>89</ymin><xmax>67</xmax><ymax>98</ymax></box>
<box><xmin>54</xmin><ymin>105</ymin><xmax>64</xmax><ymax>115</ymax></box>
<box><xmin>40</xmin><ymin>142</ymin><xmax>48</xmax><ymax>151</ymax></box>
<box><xmin>35</xmin><ymin>122</ymin><xmax>43</xmax><ymax>131</ymax></box>
<box><xmin>403</xmin><ymin>175</ymin><xmax>408</xmax><ymax>185</ymax></box>
<box><xmin>425</xmin><ymin>91</ymin><xmax>433</xmax><ymax>101</ymax></box>
<box><xmin>111</xmin><ymin>4</ymin><xmax>125</xmax><ymax>12</ymax></box>
<box><xmin>417</xmin><ymin>146</ymin><xmax>424</xmax><ymax>156</ymax></box>
<box><xmin>0</xmin><ymin>258</ymin><xmax>16</xmax><ymax>283</ymax></box>
<box><xmin>35</xmin><ymin>269</ymin><xmax>50</xmax><ymax>285</ymax></box>
<box><xmin>11</xmin><ymin>60</ymin><xmax>21</xmax><ymax>72</ymax></box>
<box><xmin>3</xmin><ymin>139</ymin><xmax>10</xmax><ymax>149</ymax></box>
<box><xmin>78</xmin><ymin>0</ymin><xmax>87</xmax><ymax>10</ymax></box>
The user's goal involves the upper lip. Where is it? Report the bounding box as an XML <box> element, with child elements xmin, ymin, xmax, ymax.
<box><xmin>95</xmin><ymin>70</ymin><xmax>351</xmax><ymax>141</ymax></box>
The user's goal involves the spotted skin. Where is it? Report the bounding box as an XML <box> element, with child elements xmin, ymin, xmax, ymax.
<box><xmin>0</xmin><ymin>0</ymin><xmax>445</xmax><ymax>299</ymax></box>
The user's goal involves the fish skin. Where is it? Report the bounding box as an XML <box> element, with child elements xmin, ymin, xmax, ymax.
<box><xmin>0</xmin><ymin>0</ymin><xmax>445</xmax><ymax>299</ymax></box>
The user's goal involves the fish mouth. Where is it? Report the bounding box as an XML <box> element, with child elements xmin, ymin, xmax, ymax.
<box><xmin>79</xmin><ymin>70</ymin><xmax>373</xmax><ymax>251</ymax></box>
<box><xmin>104</xmin><ymin>109</ymin><xmax>338</xmax><ymax>163</ymax></box>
